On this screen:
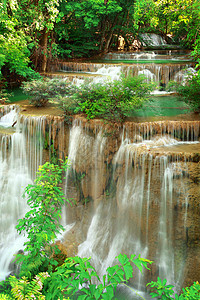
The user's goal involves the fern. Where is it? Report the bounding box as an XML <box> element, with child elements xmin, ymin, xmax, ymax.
<box><xmin>18</xmin><ymin>255</ymin><xmax>45</xmax><ymax>279</ymax></box>
<box><xmin>0</xmin><ymin>294</ymin><xmax>13</xmax><ymax>299</ymax></box>
<box><xmin>9</xmin><ymin>272</ymin><xmax>49</xmax><ymax>300</ymax></box>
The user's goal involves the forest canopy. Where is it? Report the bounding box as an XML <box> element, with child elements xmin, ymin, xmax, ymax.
<box><xmin>0</xmin><ymin>0</ymin><xmax>200</xmax><ymax>82</ymax></box>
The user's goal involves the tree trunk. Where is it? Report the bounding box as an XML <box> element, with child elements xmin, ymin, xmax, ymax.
<box><xmin>40</xmin><ymin>29</ymin><xmax>48</xmax><ymax>73</ymax></box>
<box><xmin>100</xmin><ymin>17</ymin><xmax>107</xmax><ymax>51</ymax></box>
<box><xmin>104</xmin><ymin>28</ymin><xmax>115</xmax><ymax>52</ymax></box>
<box><xmin>104</xmin><ymin>16</ymin><xmax>118</xmax><ymax>53</ymax></box>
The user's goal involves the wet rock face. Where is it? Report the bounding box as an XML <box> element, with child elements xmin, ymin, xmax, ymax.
<box><xmin>123</xmin><ymin>120</ymin><xmax>200</xmax><ymax>142</ymax></box>
<box><xmin>66</xmin><ymin>118</ymin><xmax>199</xmax><ymax>288</ymax></box>
<box><xmin>19</xmin><ymin>114</ymin><xmax>200</xmax><ymax>288</ymax></box>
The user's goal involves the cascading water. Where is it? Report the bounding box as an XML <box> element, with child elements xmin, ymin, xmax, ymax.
<box><xmin>138</xmin><ymin>69</ymin><xmax>156</xmax><ymax>82</ymax></box>
<box><xmin>0</xmin><ymin>104</ymin><xmax>199</xmax><ymax>295</ymax></box>
<box><xmin>103</xmin><ymin>50</ymin><xmax>192</xmax><ymax>61</ymax></box>
<box><xmin>0</xmin><ymin>44</ymin><xmax>199</xmax><ymax>295</ymax></box>
<box><xmin>140</xmin><ymin>33</ymin><xmax>166</xmax><ymax>47</ymax></box>
<box><xmin>72</xmin><ymin>65</ymin><xmax>122</xmax><ymax>86</ymax></box>
<box><xmin>0</xmin><ymin>107</ymin><xmax>50</xmax><ymax>279</ymax></box>
<box><xmin>0</xmin><ymin>108</ymin><xmax>31</xmax><ymax>280</ymax></box>
<box><xmin>54</xmin><ymin>45</ymin><xmax>195</xmax><ymax>101</ymax></box>
<box><xmin>62</xmin><ymin>119</ymin><xmax>200</xmax><ymax>295</ymax></box>
<box><xmin>59</xmin><ymin>61</ymin><xmax>195</xmax><ymax>91</ymax></box>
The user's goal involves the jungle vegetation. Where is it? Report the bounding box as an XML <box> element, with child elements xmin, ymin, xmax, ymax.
<box><xmin>21</xmin><ymin>75</ymin><xmax>155</xmax><ymax>122</ymax></box>
<box><xmin>1</xmin><ymin>0</ymin><xmax>200</xmax><ymax>112</ymax></box>
<box><xmin>0</xmin><ymin>0</ymin><xmax>200</xmax><ymax>80</ymax></box>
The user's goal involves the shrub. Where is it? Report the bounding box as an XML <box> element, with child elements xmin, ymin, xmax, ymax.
<box><xmin>21</xmin><ymin>78</ymin><xmax>77</xmax><ymax>107</ymax></box>
<box><xmin>24</xmin><ymin>75</ymin><xmax>154</xmax><ymax>121</ymax></box>
<box><xmin>15</xmin><ymin>159</ymin><xmax>71</xmax><ymax>278</ymax></box>
<box><xmin>0</xmin><ymin>31</ymin><xmax>40</xmax><ymax>82</ymax></box>
<box><xmin>71</xmin><ymin>75</ymin><xmax>154</xmax><ymax>122</ymax></box>
<box><xmin>147</xmin><ymin>278</ymin><xmax>200</xmax><ymax>300</ymax></box>
<box><xmin>0</xmin><ymin>88</ymin><xmax>12</xmax><ymax>104</ymax></box>
<box><xmin>147</xmin><ymin>277</ymin><xmax>175</xmax><ymax>299</ymax></box>
<box><xmin>168</xmin><ymin>71</ymin><xmax>200</xmax><ymax>113</ymax></box>
<box><xmin>0</xmin><ymin>255</ymin><xmax>152</xmax><ymax>300</ymax></box>
<box><xmin>57</xmin><ymin>94</ymin><xmax>79</xmax><ymax>124</ymax></box>
<box><xmin>44</xmin><ymin>254</ymin><xmax>152</xmax><ymax>300</ymax></box>
<box><xmin>177</xmin><ymin>281</ymin><xmax>200</xmax><ymax>300</ymax></box>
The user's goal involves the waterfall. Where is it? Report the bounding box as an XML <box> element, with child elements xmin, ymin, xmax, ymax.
<box><xmin>59</xmin><ymin>61</ymin><xmax>195</xmax><ymax>88</ymax></box>
<box><xmin>140</xmin><ymin>33</ymin><xmax>166</xmax><ymax>46</ymax></box>
<box><xmin>0</xmin><ymin>107</ymin><xmax>48</xmax><ymax>279</ymax></box>
<box><xmin>138</xmin><ymin>69</ymin><xmax>156</xmax><ymax>82</ymax></box>
<box><xmin>71</xmin><ymin>120</ymin><xmax>200</xmax><ymax>292</ymax></box>
<box><xmin>0</xmin><ymin>109</ymin><xmax>31</xmax><ymax>280</ymax></box>
<box><xmin>103</xmin><ymin>50</ymin><xmax>192</xmax><ymax>61</ymax></box>
<box><xmin>0</xmin><ymin>108</ymin><xmax>199</xmax><ymax>291</ymax></box>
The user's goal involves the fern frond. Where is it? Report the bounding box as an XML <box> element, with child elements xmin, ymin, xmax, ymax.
<box><xmin>0</xmin><ymin>294</ymin><xmax>13</xmax><ymax>299</ymax></box>
<box><xmin>19</xmin><ymin>255</ymin><xmax>45</xmax><ymax>278</ymax></box>
<box><xmin>10</xmin><ymin>276</ymin><xmax>29</xmax><ymax>299</ymax></box>
<box><xmin>26</xmin><ymin>272</ymin><xmax>49</xmax><ymax>299</ymax></box>
<box><xmin>9</xmin><ymin>273</ymin><xmax>49</xmax><ymax>300</ymax></box>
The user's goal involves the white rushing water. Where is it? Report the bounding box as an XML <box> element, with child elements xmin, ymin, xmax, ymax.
<box><xmin>0</xmin><ymin>109</ymin><xmax>18</xmax><ymax>128</ymax></box>
<box><xmin>0</xmin><ymin>108</ymin><xmax>32</xmax><ymax>279</ymax></box>
<box><xmin>0</xmin><ymin>107</ymin><xmax>50</xmax><ymax>279</ymax></box>
<box><xmin>0</xmin><ymin>108</ymin><xmax>199</xmax><ymax>294</ymax></box>
<box><xmin>72</xmin><ymin>65</ymin><xmax>122</xmax><ymax>86</ymax></box>
<box><xmin>104</xmin><ymin>50</ymin><xmax>192</xmax><ymax>61</ymax></box>
<box><xmin>140</xmin><ymin>33</ymin><xmax>167</xmax><ymax>46</ymax></box>
<box><xmin>74</xmin><ymin>122</ymin><xmax>198</xmax><ymax>293</ymax></box>
<box><xmin>138</xmin><ymin>69</ymin><xmax>156</xmax><ymax>82</ymax></box>
<box><xmin>61</xmin><ymin>61</ymin><xmax>195</xmax><ymax>91</ymax></box>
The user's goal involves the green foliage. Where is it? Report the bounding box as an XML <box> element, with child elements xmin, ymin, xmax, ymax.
<box><xmin>0</xmin><ymin>272</ymin><xmax>49</xmax><ymax>299</ymax></box>
<box><xmin>168</xmin><ymin>71</ymin><xmax>200</xmax><ymax>112</ymax></box>
<box><xmin>0</xmin><ymin>0</ymin><xmax>60</xmax><ymax>74</ymax></box>
<box><xmin>147</xmin><ymin>277</ymin><xmax>175</xmax><ymax>299</ymax></box>
<box><xmin>44</xmin><ymin>254</ymin><xmax>153</xmax><ymax>299</ymax></box>
<box><xmin>9</xmin><ymin>272</ymin><xmax>49</xmax><ymax>300</ymax></box>
<box><xmin>21</xmin><ymin>78</ymin><xmax>77</xmax><ymax>107</ymax></box>
<box><xmin>0</xmin><ymin>32</ymin><xmax>39</xmax><ymax>80</ymax></box>
<box><xmin>0</xmin><ymin>6</ymin><xmax>40</xmax><ymax>82</ymax></box>
<box><xmin>72</xmin><ymin>75</ymin><xmax>154</xmax><ymax>122</ymax></box>
<box><xmin>0</xmin><ymin>278</ymin><xmax>12</xmax><ymax>297</ymax></box>
<box><xmin>177</xmin><ymin>281</ymin><xmax>200</xmax><ymax>300</ymax></box>
<box><xmin>133</xmin><ymin>0</ymin><xmax>157</xmax><ymax>31</ymax></box>
<box><xmin>0</xmin><ymin>0</ymin><xmax>200</xmax><ymax>74</ymax></box>
<box><xmin>145</xmin><ymin>0</ymin><xmax>200</xmax><ymax>45</ymax></box>
<box><xmin>15</xmin><ymin>159</ymin><xmax>71</xmax><ymax>278</ymax></box>
<box><xmin>55</xmin><ymin>0</ymin><xmax>123</xmax><ymax>56</ymax></box>
<box><xmin>0</xmin><ymin>254</ymin><xmax>152</xmax><ymax>299</ymax></box>
<box><xmin>191</xmin><ymin>38</ymin><xmax>200</xmax><ymax>64</ymax></box>
<box><xmin>23</xmin><ymin>75</ymin><xmax>153</xmax><ymax>122</ymax></box>
<box><xmin>148</xmin><ymin>278</ymin><xmax>200</xmax><ymax>300</ymax></box>
<box><xmin>57</xmin><ymin>95</ymin><xmax>78</xmax><ymax>118</ymax></box>
<box><xmin>0</xmin><ymin>89</ymin><xmax>12</xmax><ymax>104</ymax></box>
<box><xmin>0</xmin><ymin>294</ymin><xmax>12</xmax><ymax>299</ymax></box>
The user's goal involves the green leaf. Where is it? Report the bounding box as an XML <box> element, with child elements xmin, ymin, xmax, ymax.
<box><xmin>103</xmin><ymin>285</ymin><xmax>114</xmax><ymax>300</ymax></box>
<box><xmin>77</xmin><ymin>295</ymin><xmax>87</xmax><ymax>300</ymax></box>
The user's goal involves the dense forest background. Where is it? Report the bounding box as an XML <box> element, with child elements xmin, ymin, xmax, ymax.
<box><xmin>0</xmin><ymin>0</ymin><xmax>200</xmax><ymax>84</ymax></box>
